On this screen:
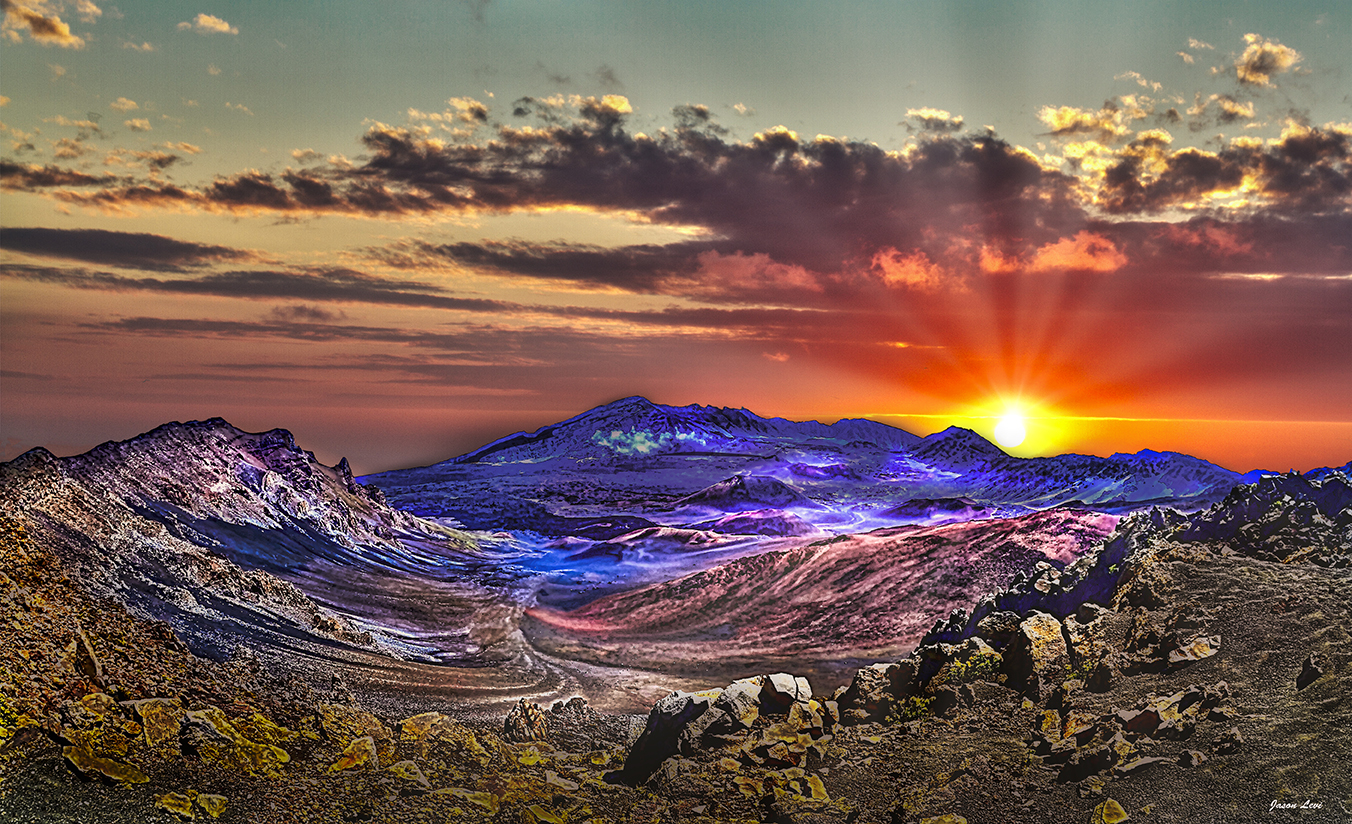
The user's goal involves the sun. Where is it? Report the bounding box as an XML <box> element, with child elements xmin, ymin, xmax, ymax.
<box><xmin>994</xmin><ymin>412</ymin><xmax>1026</xmax><ymax>448</ymax></box>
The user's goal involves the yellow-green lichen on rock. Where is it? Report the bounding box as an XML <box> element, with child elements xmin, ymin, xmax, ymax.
<box><xmin>63</xmin><ymin>744</ymin><xmax>149</xmax><ymax>784</ymax></box>
<box><xmin>155</xmin><ymin>790</ymin><xmax>198</xmax><ymax>820</ymax></box>
<box><xmin>183</xmin><ymin>706</ymin><xmax>290</xmax><ymax>778</ymax></box>
<box><xmin>328</xmin><ymin>735</ymin><xmax>378</xmax><ymax>773</ymax></box>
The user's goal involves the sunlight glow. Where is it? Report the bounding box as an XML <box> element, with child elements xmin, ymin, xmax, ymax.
<box><xmin>994</xmin><ymin>412</ymin><xmax>1027</xmax><ymax>448</ymax></box>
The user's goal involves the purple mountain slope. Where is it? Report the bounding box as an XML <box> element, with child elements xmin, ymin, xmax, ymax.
<box><xmin>451</xmin><ymin>395</ymin><xmax>922</xmax><ymax>464</ymax></box>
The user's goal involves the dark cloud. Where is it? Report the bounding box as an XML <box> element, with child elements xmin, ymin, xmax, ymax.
<box><xmin>1</xmin><ymin>161</ymin><xmax>121</xmax><ymax>190</ymax></box>
<box><xmin>0</xmin><ymin>263</ymin><xmax>520</xmax><ymax>312</ymax></box>
<box><xmin>1098</xmin><ymin>123</ymin><xmax>1351</xmax><ymax>215</ymax></box>
<box><xmin>0</xmin><ymin>227</ymin><xmax>253</xmax><ymax>272</ymax></box>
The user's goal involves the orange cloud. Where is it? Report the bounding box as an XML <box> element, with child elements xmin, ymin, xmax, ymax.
<box><xmin>871</xmin><ymin>248</ymin><xmax>953</xmax><ymax>291</ymax></box>
<box><xmin>981</xmin><ymin>232</ymin><xmax>1128</xmax><ymax>274</ymax></box>
<box><xmin>1029</xmin><ymin>231</ymin><xmax>1127</xmax><ymax>273</ymax></box>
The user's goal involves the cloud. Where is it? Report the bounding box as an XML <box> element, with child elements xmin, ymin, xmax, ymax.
<box><xmin>906</xmin><ymin>107</ymin><xmax>964</xmax><ymax>133</ymax></box>
<box><xmin>0</xmin><ymin>95</ymin><xmax>9</xmax><ymax>106</ymax></box>
<box><xmin>732</xmin><ymin>103</ymin><xmax>754</xmax><ymax>117</ymax></box>
<box><xmin>121</xmin><ymin>40</ymin><xmax>153</xmax><ymax>52</ymax></box>
<box><xmin>50</xmin><ymin>136</ymin><xmax>93</xmax><ymax>158</ymax></box>
<box><xmin>75</xmin><ymin>0</ymin><xmax>97</xmax><ymax>22</ymax></box>
<box><xmin>124</xmin><ymin>117</ymin><xmax>151</xmax><ymax>131</ymax></box>
<box><xmin>1</xmin><ymin>0</ymin><xmax>86</xmax><ymax>48</ymax></box>
<box><xmin>207</xmin><ymin>64</ymin><xmax>221</xmax><ymax>76</ymax></box>
<box><xmin>1235</xmin><ymin>33</ymin><xmax>1300</xmax><ymax>87</ymax></box>
<box><xmin>0</xmin><ymin>261</ymin><xmax>523</xmax><ymax>312</ymax></box>
<box><xmin>164</xmin><ymin>141</ymin><xmax>203</xmax><ymax>154</ymax></box>
<box><xmin>1177</xmin><ymin>51</ymin><xmax>1194</xmax><ymax>65</ymax></box>
<box><xmin>109</xmin><ymin>97</ymin><xmax>138</xmax><ymax>112</ymax></box>
<box><xmin>0</xmin><ymin>228</ymin><xmax>255</xmax><ymax>271</ymax></box>
<box><xmin>268</xmin><ymin>304</ymin><xmax>346</xmax><ymax>323</ymax></box>
<box><xmin>225</xmin><ymin>102</ymin><xmax>253</xmax><ymax>116</ymax></box>
<box><xmin>178</xmin><ymin>13</ymin><xmax>237</xmax><ymax>35</ymax></box>
<box><xmin>1188</xmin><ymin>38</ymin><xmax>1214</xmax><ymax>51</ymax></box>
<box><xmin>0</xmin><ymin>160</ymin><xmax>120</xmax><ymax>190</ymax></box>
<box><xmin>1039</xmin><ymin>102</ymin><xmax>1133</xmax><ymax>142</ymax></box>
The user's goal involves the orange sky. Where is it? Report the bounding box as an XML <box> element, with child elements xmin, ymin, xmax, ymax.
<box><xmin>2</xmin><ymin>5</ymin><xmax>1350</xmax><ymax>473</ymax></box>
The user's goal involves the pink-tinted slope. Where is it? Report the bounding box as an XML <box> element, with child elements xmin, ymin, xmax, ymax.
<box><xmin>526</xmin><ymin>509</ymin><xmax>1118</xmax><ymax>676</ymax></box>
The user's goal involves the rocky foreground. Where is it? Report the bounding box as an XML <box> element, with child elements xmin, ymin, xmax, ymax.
<box><xmin>2</xmin><ymin>466</ymin><xmax>1349</xmax><ymax>822</ymax></box>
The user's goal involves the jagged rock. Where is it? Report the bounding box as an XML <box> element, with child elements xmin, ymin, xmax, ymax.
<box><xmin>836</xmin><ymin>660</ymin><xmax>916</xmax><ymax>723</ymax></box>
<box><xmin>622</xmin><ymin>688</ymin><xmax>722</xmax><ymax>782</ymax></box>
<box><xmin>763</xmin><ymin>672</ymin><xmax>813</xmax><ymax>712</ymax></box>
<box><xmin>328</xmin><ymin>735</ymin><xmax>377</xmax><ymax>772</ymax></box>
<box><xmin>543</xmin><ymin>695</ymin><xmax>633</xmax><ymax>752</ymax></box>
<box><xmin>62</xmin><ymin>744</ymin><xmax>148</xmax><ymax>784</ymax></box>
<box><xmin>155</xmin><ymin>791</ymin><xmax>197</xmax><ymax>820</ymax></box>
<box><xmin>975</xmin><ymin>610</ymin><xmax>1024</xmax><ymax>650</ymax></box>
<box><xmin>181</xmin><ymin>706</ymin><xmax>290</xmax><ymax>778</ymax></box>
<box><xmin>125</xmin><ymin>697</ymin><xmax>185</xmax><ymax>749</ymax></box>
<box><xmin>503</xmin><ymin>698</ymin><xmax>549</xmax><ymax>743</ymax></box>
<box><xmin>1168</xmin><ymin>635</ymin><xmax>1220</xmax><ymax>665</ymax></box>
<box><xmin>196</xmin><ymin>793</ymin><xmax>228</xmax><ymax>819</ymax></box>
<box><xmin>1296</xmin><ymin>653</ymin><xmax>1324</xmax><ymax>690</ymax></box>
<box><xmin>1002</xmin><ymin>612</ymin><xmax>1070</xmax><ymax>702</ymax></box>
<box><xmin>400</xmin><ymin>711</ymin><xmax>490</xmax><ymax>765</ymax></box>
<box><xmin>1091</xmin><ymin>798</ymin><xmax>1130</xmax><ymax>823</ymax></box>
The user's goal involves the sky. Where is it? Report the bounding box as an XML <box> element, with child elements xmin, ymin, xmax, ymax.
<box><xmin>1</xmin><ymin>0</ymin><xmax>1350</xmax><ymax>474</ymax></box>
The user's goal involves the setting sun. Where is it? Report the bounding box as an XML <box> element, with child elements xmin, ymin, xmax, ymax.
<box><xmin>994</xmin><ymin>412</ymin><xmax>1027</xmax><ymax>448</ymax></box>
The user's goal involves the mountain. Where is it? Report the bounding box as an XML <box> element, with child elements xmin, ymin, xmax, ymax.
<box><xmin>450</xmin><ymin>395</ymin><xmax>922</xmax><ymax>464</ymax></box>
<box><xmin>0</xmin><ymin>419</ymin><xmax>494</xmax><ymax>663</ymax></box>
<box><xmin>367</xmin><ymin>398</ymin><xmax>1264</xmax><ymax>542</ymax></box>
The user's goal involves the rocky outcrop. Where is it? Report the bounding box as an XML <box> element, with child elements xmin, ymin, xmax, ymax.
<box><xmin>619</xmin><ymin>673</ymin><xmax>835</xmax><ymax>784</ymax></box>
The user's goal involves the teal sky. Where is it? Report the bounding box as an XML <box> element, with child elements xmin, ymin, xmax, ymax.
<box><xmin>2</xmin><ymin>1</ymin><xmax>1350</xmax><ymax>473</ymax></box>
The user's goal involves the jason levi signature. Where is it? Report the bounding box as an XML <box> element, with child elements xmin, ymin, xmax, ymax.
<box><xmin>1269</xmin><ymin>799</ymin><xmax>1324</xmax><ymax>813</ymax></box>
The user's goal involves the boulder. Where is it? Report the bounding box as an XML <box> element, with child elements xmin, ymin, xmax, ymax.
<box><xmin>621</xmin><ymin>688</ymin><xmax>722</xmax><ymax>782</ymax></box>
<box><xmin>1002</xmin><ymin>612</ymin><xmax>1070</xmax><ymax>703</ymax></box>
<box><xmin>503</xmin><ymin>698</ymin><xmax>549</xmax><ymax>743</ymax></box>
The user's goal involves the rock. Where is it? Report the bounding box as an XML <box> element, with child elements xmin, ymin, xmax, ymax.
<box><xmin>919</xmin><ymin>815</ymin><xmax>968</xmax><ymax>824</ymax></box>
<box><xmin>1296</xmin><ymin>653</ymin><xmax>1324</xmax><ymax>690</ymax></box>
<box><xmin>155</xmin><ymin>791</ymin><xmax>197</xmax><ymax>820</ymax></box>
<box><xmin>975</xmin><ymin>610</ymin><xmax>1023</xmax><ymax>650</ymax></box>
<box><xmin>544</xmin><ymin>696</ymin><xmax>603</xmax><ymax>751</ymax></box>
<box><xmin>503</xmin><ymin>698</ymin><xmax>549</xmax><ymax>743</ymax></box>
<box><xmin>387</xmin><ymin>759</ymin><xmax>431</xmax><ymax>791</ymax></box>
<box><xmin>1168</xmin><ymin>635</ymin><xmax>1220</xmax><ymax>665</ymax></box>
<box><xmin>196</xmin><ymin>793</ymin><xmax>228</xmax><ymax>819</ymax></box>
<box><xmin>1002</xmin><ymin>612</ymin><xmax>1070</xmax><ymax>703</ymax></box>
<box><xmin>762</xmin><ymin>673</ymin><xmax>813</xmax><ymax>712</ymax></box>
<box><xmin>62</xmin><ymin>744</ymin><xmax>148</xmax><ymax>784</ymax></box>
<box><xmin>837</xmin><ymin>663</ymin><xmax>901</xmax><ymax>723</ymax></box>
<box><xmin>683</xmin><ymin>678</ymin><xmax>762</xmax><ymax>747</ymax></box>
<box><xmin>1178</xmin><ymin>749</ymin><xmax>1208</xmax><ymax>767</ymax></box>
<box><xmin>399</xmin><ymin>712</ymin><xmax>490</xmax><ymax>765</ymax></box>
<box><xmin>328</xmin><ymin>735</ymin><xmax>377</xmax><ymax>772</ymax></box>
<box><xmin>1091</xmin><ymin>798</ymin><xmax>1130</xmax><ymax>823</ymax></box>
<box><xmin>182</xmin><ymin>707</ymin><xmax>290</xmax><ymax>778</ymax></box>
<box><xmin>1064</xmin><ymin>604</ymin><xmax>1111</xmax><ymax>671</ymax></box>
<box><xmin>622</xmin><ymin>688</ymin><xmax>721</xmax><ymax>783</ymax></box>
<box><xmin>125</xmin><ymin>697</ymin><xmax>184</xmax><ymax>749</ymax></box>
<box><xmin>1114</xmin><ymin>756</ymin><xmax>1169</xmax><ymax>776</ymax></box>
<box><xmin>1214</xmin><ymin>726</ymin><xmax>1243</xmax><ymax>754</ymax></box>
